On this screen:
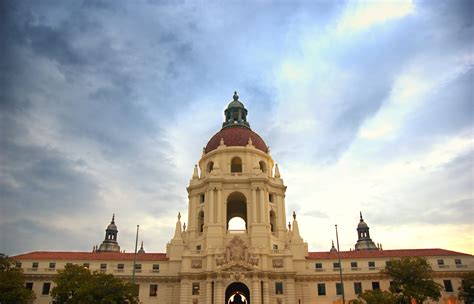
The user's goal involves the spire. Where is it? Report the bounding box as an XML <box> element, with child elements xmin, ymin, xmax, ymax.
<box><xmin>138</xmin><ymin>241</ymin><xmax>145</xmax><ymax>254</ymax></box>
<box><xmin>193</xmin><ymin>165</ymin><xmax>199</xmax><ymax>179</ymax></box>
<box><xmin>360</xmin><ymin>211</ymin><xmax>363</xmax><ymax>221</ymax></box>
<box><xmin>222</xmin><ymin>91</ymin><xmax>250</xmax><ymax>129</ymax></box>
<box><xmin>330</xmin><ymin>240</ymin><xmax>337</xmax><ymax>252</ymax></box>
<box><xmin>274</xmin><ymin>164</ymin><xmax>281</xmax><ymax>178</ymax></box>
<box><xmin>172</xmin><ymin>212</ymin><xmax>183</xmax><ymax>241</ymax></box>
<box><xmin>111</xmin><ymin>213</ymin><xmax>115</xmax><ymax>224</ymax></box>
<box><xmin>291</xmin><ymin>211</ymin><xmax>303</xmax><ymax>243</ymax></box>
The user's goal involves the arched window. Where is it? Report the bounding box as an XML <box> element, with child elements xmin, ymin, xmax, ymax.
<box><xmin>198</xmin><ymin>211</ymin><xmax>204</xmax><ymax>233</ymax></box>
<box><xmin>269</xmin><ymin>210</ymin><xmax>276</xmax><ymax>233</ymax></box>
<box><xmin>207</xmin><ymin>161</ymin><xmax>214</xmax><ymax>173</ymax></box>
<box><xmin>231</xmin><ymin>157</ymin><xmax>242</xmax><ymax>173</ymax></box>
<box><xmin>227</xmin><ymin>192</ymin><xmax>247</xmax><ymax>231</ymax></box>
<box><xmin>259</xmin><ymin>161</ymin><xmax>266</xmax><ymax>173</ymax></box>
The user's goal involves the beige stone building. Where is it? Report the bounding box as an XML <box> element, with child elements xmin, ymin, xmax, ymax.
<box><xmin>13</xmin><ymin>93</ymin><xmax>473</xmax><ymax>304</ymax></box>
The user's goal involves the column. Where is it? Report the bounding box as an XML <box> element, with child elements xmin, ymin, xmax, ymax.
<box><xmin>206</xmin><ymin>280</ymin><xmax>212</xmax><ymax>304</ymax></box>
<box><xmin>215</xmin><ymin>280</ymin><xmax>224</xmax><ymax>304</ymax></box>
<box><xmin>217</xmin><ymin>189</ymin><xmax>222</xmax><ymax>224</ymax></box>
<box><xmin>263</xmin><ymin>280</ymin><xmax>270</xmax><ymax>304</ymax></box>
<box><xmin>252</xmin><ymin>277</ymin><xmax>261</xmax><ymax>304</ymax></box>
<box><xmin>251</xmin><ymin>188</ymin><xmax>257</xmax><ymax>223</ymax></box>
<box><xmin>286</xmin><ymin>279</ymin><xmax>296</xmax><ymax>304</ymax></box>
<box><xmin>259</xmin><ymin>189</ymin><xmax>266</xmax><ymax>223</ymax></box>
<box><xmin>209</xmin><ymin>189</ymin><xmax>214</xmax><ymax>223</ymax></box>
<box><xmin>189</xmin><ymin>196</ymin><xmax>196</xmax><ymax>234</ymax></box>
<box><xmin>180</xmin><ymin>279</ymin><xmax>189</xmax><ymax>304</ymax></box>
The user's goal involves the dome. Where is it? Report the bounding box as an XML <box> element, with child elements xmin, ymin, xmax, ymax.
<box><xmin>226</xmin><ymin>91</ymin><xmax>245</xmax><ymax>109</ymax></box>
<box><xmin>357</xmin><ymin>221</ymin><xmax>368</xmax><ymax>229</ymax></box>
<box><xmin>107</xmin><ymin>222</ymin><xmax>117</xmax><ymax>230</ymax></box>
<box><xmin>205</xmin><ymin>126</ymin><xmax>268</xmax><ymax>154</ymax></box>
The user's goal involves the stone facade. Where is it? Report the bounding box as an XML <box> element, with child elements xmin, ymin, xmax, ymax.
<box><xmin>12</xmin><ymin>93</ymin><xmax>474</xmax><ymax>304</ymax></box>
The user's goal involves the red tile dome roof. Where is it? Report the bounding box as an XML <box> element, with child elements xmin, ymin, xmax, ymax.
<box><xmin>205</xmin><ymin>126</ymin><xmax>268</xmax><ymax>154</ymax></box>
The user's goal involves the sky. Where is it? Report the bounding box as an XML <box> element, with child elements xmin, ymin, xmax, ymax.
<box><xmin>0</xmin><ymin>0</ymin><xmax>472</xmax><ymax>256</ymax></box>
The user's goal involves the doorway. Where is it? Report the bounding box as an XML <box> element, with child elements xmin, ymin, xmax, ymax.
<box><xmin>225</xmin><ymin>282</ymin><xmax>250</xmax><ymax>304</ymax></box>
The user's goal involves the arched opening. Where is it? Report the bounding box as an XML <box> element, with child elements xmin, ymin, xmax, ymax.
<box><xmin>259</xmin><ymin>161</ymin><xmax>266</xmax><ymax>173</ymax></box>
<box><xmin>231</xmin><ymin>157</ymin><xmax>242</xmax><ymax>173</ymax></box>
<box><xmin>198</xmin><ymin>211</ymin><xmax>204</xmax><ymax>233</ymax></box>
<box><xmin>227</xmin><ymin>192</ymin><xmax>247</xmax><ymax>231</ymax></box>
<box><xmin>207</xmin><ymin>161</ymin><xmax>214</xmax><ymax>173</ymax></box>
<box><xmin>228</xmin><ymin>217</ymin><xmax>246</xmax><ymax>230</ymax></box>
<box><xmin>269</xmin><ymin>210</ymin><xmax>276</xmax><ymax>233</ymax></box>
<box><xmin>226</xmin><ymin>282</ymin><xmax>250</xmax><ymax>304</ymax></box>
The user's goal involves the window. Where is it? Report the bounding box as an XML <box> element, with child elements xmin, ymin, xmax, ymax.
<box><xmin>16</xmin><ymin>262</ymin><xmax>22</xmax><ymax>268</ymax></box>
<box><xmin>152</xmin><ymin>264</ymin><xmax>160</xmax><ymax>272</ymax></box>
<box><xmin>134</xmin><ymin>264</ymin><xmax>142</xmax><ymax>272</ymax></box>
<box><xmin>317</xmin><ymin>283</ymin><xmax>326</xmax><ymax>296</ymax></box>
<box><xmin>196</xmin><ymin>245</ymin><xmax>202</xmax><ymax>251</ymax></box>
<box><xmin>32</xmin><ymin>262</ymin><xmax>38</xmax><ymax>269</ymax></box>
<box><xmin>198</xmin><ymin>211</ymin><xmax>204</xmax><ymax>233</ymax></box>
<box><xmin>259</xmin><ymin>161</ymin><xmax>267</xmax><ymax>173</ymax></box>
<box><xmin>333</xmin><ymin>262</ymin><xmax>340</xmax><ymax>269</ymax></box>
<box><xmin>336</xmin><ymin>283</ymin><xmax>343</xmax><ymax>295</ymax></box>
<box><xmin>192</xmin><ymin>283</ymin><xmax>200</xmax><ymax>295</ymax></box>
<box><xmin>25</xmin><ymin>282</ymin><xmax>33</xmax><ymax>290</ymax></box>
<box><xmin>455</xmin><ymin>259</ymin><xmax>462</xmax><ymax>265</ymax></box>
<box><xmin>269</xmin><ymin>193</ymin><xmax>274</xmax><ymax>203</ymax></box>
<box><xmin>275</xmin><ymin>282</ymin><xmax>283</xmax><ymax>294</ymax></box>
<box><xmin>100</xmin><ymin>263</ymin><xmax>107</xmax><ymax>270</ymax></box>
<box><xmin>443</xmin><ymin>280</ymin><xmax>453</xmax><ymax>292</ymax></box>
<box><xmin>269</xmin><ymin>211</ymin><xmax>276</xmax><ymax>232</ymax></box>
<box><xmin>207</xmin><ymin>161</ymin><xmax>214</xmax><ymax>173</ymax></box>
<box><xmin>437</xmin><ymin>259</ymin><xmax>444</xmax><ymax>266</ymax></box>
<box><xmin>351</xmin><ymin>262</ymin><xmax>358</xmax><ymax>269</ymax></box>
<box><xmin>354</xmin><ymin>282</ymin><xmax>362</xmax><ymax>295</ymax></box>
<box><xmin>273</xmin><ymin>244</ymin><xmax>278</xmax><ymax>250</ymax></box>
<box><xmin>49</xmin><ymin>262</ymin><xmax>56</xmax><ymax>269</ymax></box>
<box><xmin>200</xmin><ymin>194</ymin><xmax>205</xmax><ymax>203</ymax></box>
<box><xmin>83</xmin><ymin>263</ymin><xmax>90</xmax><ymax>269</ymax></box>
<box><xmin>231</xmin><ymin>157</ymin><xmax>242</xmax><ymax>173</ymax></box>
<box><xmin>368</xmin><ymin>261</ymin><xmax>375</xmax><ymax>269</ymax></box>
<box><xmin>149</xmin><ymin>284</ymin><xmax>158</xmax><ymax>297</ymax></box>
<box><xmin>42</xmin><ymin>282</ymin><xmax>51</xmax><ymax>295</ymax></box>
<box><xmin>117</xmin><ymin>264</ymin><xmax>124</xmax><ymax>271</ymax></box>
<box><xmin>315</xmin><ymin>263</ymin><xmax>323</xmax><ymax>270</ymax></box>
<box><xmin>372</xmin><ymin>282</ymin><xmax>380</xmax><ymax>290</ymax></box>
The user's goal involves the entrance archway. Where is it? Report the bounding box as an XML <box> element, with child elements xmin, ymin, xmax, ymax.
<box><xmin>225</xmin><ymin>282</ymin><xmax>250</xmax><ymax>304</ymax></box>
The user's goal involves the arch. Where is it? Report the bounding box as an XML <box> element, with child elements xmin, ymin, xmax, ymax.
<box><xmin>227</xmin><ymin>192</ymin><xmax>247</xmax><ymax>230</ymax></box>
<box><xmin>207</xmin><ymin>161</ymin><xmax>214</xmax><ymax>173</ymax></box>
<box><xmin>259</xmin><ymin>160</ymin><xmax>266</xmax><ymax>173</ymax></box>
<box><xmin>228</xmin><ymin>217</ymin><xmax>246</xmax><ymax>230</ymax></box>
<box><xmin>269</xmin><ymin>210</ymin><xmax>276</xmax><ymax>233</ymax></box>
<box><xmin>198</xmin><ymin>211</ymin><xmax>204</xmax><ymax>233</ymax></box>
<box><xmin>225</xmin><ymin>282</ymin><xmax>250</xmax><ymax>304</ymax></box>
<box><xmin>231</xmin><ymin>157</ymin><xmax>242</xmax><ymax>173</ymax></box>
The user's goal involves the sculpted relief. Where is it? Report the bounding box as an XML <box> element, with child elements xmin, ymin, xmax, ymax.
<box><xmin>216</xmin><ymin>236</ymin><xmax>259</xmax><ymax>269</ymax></box>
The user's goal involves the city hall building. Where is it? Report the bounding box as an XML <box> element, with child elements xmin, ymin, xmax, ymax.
<box><xmin>13</xmin><ymin>93</ymin><xmax>473</xmax><ymax>303</ymax></box>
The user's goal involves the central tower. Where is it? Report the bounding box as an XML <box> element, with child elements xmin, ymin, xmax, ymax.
<box><xmin>167</xmin><ymin>92</ymin><xmax>307</xmax><ymax>304</ymax></box>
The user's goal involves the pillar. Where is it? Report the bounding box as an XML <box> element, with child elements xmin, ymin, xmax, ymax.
<box><xmin>252</xmin><ymin>188</ymin><xmax>257</xmax><ymax>223</ymax></box>
<box><xmin>252</xmin><ymin>277</ymin><xmax>261</xmax><ymax>304</ymax></box>
<box><xmin>180</xmin><ymin>279</ymin><xmax>189</xmax><ymax>304</ymax></box>
<box><xmin>206</xmin><ymin>280</ymin><xmax>212</xmax><ymax>304</ymax></box>
<box><xmin>263</xmin><ymin>280</ymin><xmax>270</xmax><ymax>304</ymax></box>
<box><xmin>215</xmin><ymin>280</ymin><xmax>224</xmax><ymax>304</ymax></box>
<box><xmin>286</xmin><ymin>279</ymin><xmax>296</xmax><ymax>304</ymax></box>
<box><xmin>217</xmin><ymin>189</ymin><xmax>222</xmax><ymax>224</ymax></box>
<box><xmin>209</xmin><ymin>188</ymin><xmax>214</xmax><ymax>223</ymax></box>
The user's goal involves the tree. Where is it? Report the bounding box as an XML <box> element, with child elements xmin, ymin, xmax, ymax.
<box><xmin>0</xmin><ymin>254</ymin><xmax>36</xmax><ymax>304</ymax></box>
<box><xmin>51</xmin><ymin>264</ymin><xmax>139</xmax><ymax>304</ymax></box>
<box><xmin>350</xmin><ymin>289</ymin><xmax>397</xmax><ymax>304</ymax></box>
<box><xmin>383</xmin><ymin>257</ymin><xmax>442</xmax><ymax>304</ymax></box>
<box><xmin>458</xmin><ymin>272</ymin><xmax>474</xmax><ymax>304</ymax></box>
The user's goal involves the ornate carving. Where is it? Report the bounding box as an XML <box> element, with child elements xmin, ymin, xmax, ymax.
<box><xmin>273</xmin><ymin>259</ymin><xmax>284</xmax><ymax>268</ymax></box>
<box><xmin>191</xmin><ymin>260</ymin><xmax>202</xmax><ymax>269</ymax></box>
<box><xmin>226</xmin><ymin>236</ymin><xmax>248</xmax><ymax>262</ymax></box>
<box><xmin>215</xmin><ymin>236</ymin><xmax>259</xmax><ymax>270</ymax></box>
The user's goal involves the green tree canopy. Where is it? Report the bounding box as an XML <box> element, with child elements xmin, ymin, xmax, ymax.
<box><xmin>383</xmin><ymin>257</ymin><xmax>442</xmax><ymax>304</ymax></box>
<box><xmin>350</xmin><ymin>289</ymin><xmax>397</xmax><ymax>304</ymax></box>
<box><xmin>51</xmin><ymin>264</ymin><xmax>139</xmax><ymax>304</ymax></box>
<box><xmin>458</xmin><ymin>272</ymin><xmax>474</xmax><ymax>303</ymax></box>
<box><xmin>0</xmin><ymin>254</ymin><xmax>36</xmax><ymax>304</ymax></box>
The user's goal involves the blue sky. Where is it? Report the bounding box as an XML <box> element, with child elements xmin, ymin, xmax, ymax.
<box><xmin>1</xmin><ymin>0</ymin><xmax>472</xmax><ymax>255</ymax></box>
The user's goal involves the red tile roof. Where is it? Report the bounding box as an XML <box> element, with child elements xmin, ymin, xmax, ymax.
<box><xmin>306</xmin><ymin>248</ymin><xmax>472</xmax><ymax>260</ymax></box>
<box><xmin>205</xmin><ymin>126</ymin><xmax>268</xmax><ymax>153</ymax></box>
<box><xmin>12</xmin><ymin>251</ymin><xmax>168</xmax><ymax>261</ymax></box>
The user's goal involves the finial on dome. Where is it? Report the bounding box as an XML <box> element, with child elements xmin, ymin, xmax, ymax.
<box><xmin>219</xmin><ymin>137</ymin><xmax>225</xmax><ymax>146</ymax></box>
<box><xmin>360</xmin><ymin>211</ymin><xmax>363</xmax><ymax>221</ymax></box>
<box><xmin>274</xmin><ymin>164</ymin><xmax>281</xmax><ymax>178</ymax></box>
<box><xmin>178</xmin><ymin>212</ymin><xmax>181</xmax><ymax>221</ymax></box>
<box><xmin>233</xmin><ymin>91</ymin><xmax>239</xmax><ymax>101</ymax></box>
<box><xmin>293</xmin><ymin>211</ymin><xmax>296</xmax><ymax>220</ymax></box>
<box><xmin>111</xmin><ymin>213</ymin><xmax>115</xmax><ymax>223</ymax></box>
<box><xmin>193</xmin><ymin>165</ymin><xmax>199</xmax><ymax>179</ymax></box>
